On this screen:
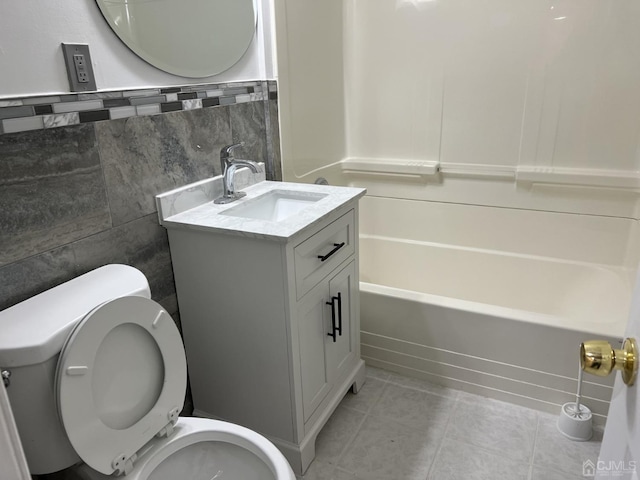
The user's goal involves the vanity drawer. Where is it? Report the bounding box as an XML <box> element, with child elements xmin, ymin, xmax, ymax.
<box><xmin>294</xmin><ymin>210</ymin><xmax>355</xmax><ymax>300</ymax></box>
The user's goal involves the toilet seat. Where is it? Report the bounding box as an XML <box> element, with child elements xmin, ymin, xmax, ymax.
<box><xmin>55</xmin><ymin>296</ymin><xmax>187</xmax><ymax>475</ymax></box>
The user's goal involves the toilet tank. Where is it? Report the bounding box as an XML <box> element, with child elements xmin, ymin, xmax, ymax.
<box><xmin>0</xmin><ymin>264</ymin><xmax>151</xmax><ymax>475</ymax></box>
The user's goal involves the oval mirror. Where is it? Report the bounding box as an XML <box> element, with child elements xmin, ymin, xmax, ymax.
<box><xmin>96</xmin><ymin>0</ymin><xmax>257</xmax><ymax>78</ymax></box>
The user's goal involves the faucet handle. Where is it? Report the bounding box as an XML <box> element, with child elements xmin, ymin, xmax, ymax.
<box><xmin>221</xmin><ymin>142</ymin><xmax>245</xmax><ymax>159</ymax></box>
<box><xmin>220</xmin><ymin>142</ymin><xmax>245</xmax><ymax>174</ymax></box>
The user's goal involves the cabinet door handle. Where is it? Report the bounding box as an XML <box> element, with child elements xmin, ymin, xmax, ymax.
<box><xmin>317</xmin><ymin>242</ymin><xmax>345</xmax><ymax>262</ymax></box>
<box><xmin>326</xmin><ymin>297</ymin><xmax>337</xmax><ymax>342</ymax></box>
<box><xmin>336</xmin><ymin>292</ymin><xmax>342</xmax><ymax>336</ymax></box>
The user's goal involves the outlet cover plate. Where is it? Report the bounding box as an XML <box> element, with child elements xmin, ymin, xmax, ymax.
<box><xmin>61</xmin><ymin>43</ymin><xmax>97</xmax><ymax>92</ymax></box>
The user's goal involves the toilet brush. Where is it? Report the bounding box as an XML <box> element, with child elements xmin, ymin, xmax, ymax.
<box><xmin>557</xmin><ymin>359</ymin><xmax>593</xmax><ymax>441</ymax></box>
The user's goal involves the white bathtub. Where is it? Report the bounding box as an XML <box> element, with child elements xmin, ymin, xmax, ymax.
<box><xmin>358</xmin><ymin>196</ymin><xmax>638</xmax><ymax>421</ymax></box>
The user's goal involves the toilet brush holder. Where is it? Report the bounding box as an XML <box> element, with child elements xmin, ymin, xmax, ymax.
<box><xmin>557</xmin><ymin>402</ymin><xmax>593</xmax><ymax>441</ymax></box>
<box><xmin>557</xmin><ymin>350</ymin><xmax>593</xmax><ymax>442</ymax></box>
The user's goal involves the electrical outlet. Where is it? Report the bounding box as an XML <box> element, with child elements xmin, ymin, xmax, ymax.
<box><xmin>73</xmin><ymin>54</ymin><xmax>89</xmax><ymax>83</ymax></box>
<box><xmin>62</xmin><ymin>43</ymin><xmax>97</xmax><ymax>92</ymax></box>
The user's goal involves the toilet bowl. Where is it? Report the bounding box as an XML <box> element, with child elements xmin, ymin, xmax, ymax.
<box><xmin>74</xmin><ymin>417</ymin><xmax>293</xmax><ymax>480</ymax></box>
<box><xmin>0</xmin><ymin>264</ymin><xmax>295</xmax><ymax>479</ymax></box>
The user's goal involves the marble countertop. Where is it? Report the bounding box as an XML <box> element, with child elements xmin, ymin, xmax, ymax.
<box><xmin>157</xmin><ymin>177</ymin><xmax>366</xmax><ymax>242</ymax></box>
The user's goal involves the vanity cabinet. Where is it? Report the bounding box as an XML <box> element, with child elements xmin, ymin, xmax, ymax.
<box><xmin>165</xmin><ymin>199</ymin><xmax>366</xmax><ymax>475</ymax></box>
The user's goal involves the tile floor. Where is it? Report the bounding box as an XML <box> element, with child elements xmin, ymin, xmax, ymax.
<box><xmin>299</xmin><ymin>366</ymin><xmax>603</xmax><ymax>480</ymax></box>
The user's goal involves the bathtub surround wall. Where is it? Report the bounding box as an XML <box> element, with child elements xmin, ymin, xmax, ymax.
<box><xmin>343</xmin><ymin>1</ymin><xmax>640</xmax><ymax>180</ymax></box>
<box><xmin>275</xmin><ymin>0</ymin><xmax>640</xmax><ymax>218</ymax></box>
<box><xmin>0</xmin><ymin>81</ymin><xmax>281</xmax><ymax>319</ymax></box>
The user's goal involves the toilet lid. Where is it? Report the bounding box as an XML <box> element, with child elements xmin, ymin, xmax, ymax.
<box><xmin>55</xmin><ymin>296</ymin><xmax>187</xmax><ymax>475</ymax></box>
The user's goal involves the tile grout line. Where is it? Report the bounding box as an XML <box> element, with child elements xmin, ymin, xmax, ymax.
<box><xmin>424</xmin><ymin>389</ymin><xmax>462</xmax><ymax>480</ymax></box>
<box><xmin>330</xmin><ymin>405</ymin><xmax>369</xmax><ymax>475</ymax></box>
<box><xmin>528</xmin><ymin>413</ymin><xmax>542</xmax><ymax>480</ymax></box>
<box><xmin>92</xmin><ymin>122</ymin><xmax>115</xmax><ymax>231</ymax></box>
<box><xmin>331</xmin><ymin>375</ymin><xmax>392</xmax><ymax>474</ymax></box>
<box><xmin>363</xmin><ymin>371</ymin><xmax>465</xmax><ymax>479</ymax></box>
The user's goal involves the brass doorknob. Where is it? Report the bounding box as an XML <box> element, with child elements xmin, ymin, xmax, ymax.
<box><xmin>580</xmin><ymin>338</ymin><xmax>638</xmax><ymax>386</ymax></box>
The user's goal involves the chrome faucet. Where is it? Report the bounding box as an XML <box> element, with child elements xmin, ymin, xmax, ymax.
<box><xmin>214</xmin><ymin>142</ymin><xmax>261</xmax><ymax>204</ymax></box>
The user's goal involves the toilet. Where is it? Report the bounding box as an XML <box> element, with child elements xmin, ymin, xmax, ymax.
<box><xmin>0</xmin><ymin>264</ymin><xmax>295</xmax><ymax>480</ymax></box>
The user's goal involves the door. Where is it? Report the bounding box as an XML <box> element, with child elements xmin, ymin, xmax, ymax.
<box><xmin>596</xmin><ymin>271</ymin><xmax>640</xmax><ymax>479</ymax></box>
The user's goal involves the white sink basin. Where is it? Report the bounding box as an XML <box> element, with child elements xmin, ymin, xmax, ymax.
<box><xmin>220</xmin><ymin>190</ymin><xmax>328</xmax><ymax>222</ymax></box>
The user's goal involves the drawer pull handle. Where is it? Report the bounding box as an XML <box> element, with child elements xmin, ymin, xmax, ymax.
<box><xmin>318</xmin><ymin>242</ymin><xmax>345</xmax><ymax>262</ymax></box>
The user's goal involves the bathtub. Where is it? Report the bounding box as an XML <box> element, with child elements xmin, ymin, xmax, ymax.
<box><xmin>358</xmin><ymin>196</ymin><xmax>638</xmax><ymax>421</ymax></box>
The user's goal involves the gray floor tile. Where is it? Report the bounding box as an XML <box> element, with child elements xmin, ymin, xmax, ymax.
<box><xmin>370</xmin><ymin>383</ymin><xmax>456</xmax><ymax>430</ymax></box>
<box><xmin>533</xmin><ymin>413</ymin><xmax>602</xmax><ymax>477</ymax></box>
<box><xmin>338</xmin><ymin>415</ymin><xmax>444</xmax><ymax>480</ymax></box>
<box><xmin>332</xmin><ymin>469</ymin><xmax>365</xmax><ymax>479</ymax></box>
<box><xmin>364</xmin><ymin>365</ymin><xmax>390</xmax><ymax>381</ymax></box>
<box><xmin>299</xmin><ymin>460</ymin><xmax>366</xmax><ymax>480</ymax></box>
<box><xmin>315</xmin><ymin>405</ymin><xmax>366</xmax><ymax>465</ymax></box>
<box><xmin>446</xmin><ymin>392</ymin><xmax>538</xmax><ymax>463</ymax></box>
<box><xmin>301</xmin><ymin>367</ymin><xmax>605</xmax><ymax>480</ymax></box>
<box><xmin>428</xmin><ymin>438</ymin><xmax>529</xmax><ymax>480</ymax></box>
<box><xmin>339</xmin><ymin>377</ymin><xmax>386</xmax><ymax>413</ymax></box>
<box><xmin>530</xmin><ymin>465</ymin><xmax>585</xmax><ymax>480</ymax></box>
<box><xmin>298</xmin><ymin>459</ymin><xmax>336</xmax><ymax>480</ymax></box>
<box><xmin>386</xmin><ymin>372</ymin><xmax>459</xmax><ymax>399</ymax></box>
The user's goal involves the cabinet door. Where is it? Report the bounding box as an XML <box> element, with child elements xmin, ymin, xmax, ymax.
<box><xmin>325</xmin><ymin>261</ymin><xmax>357</xmax><ymax>383</ymax></box>
<box><xmin>297</xmin><ymin>281</ymin><xmax>331</xmax><ymax>422</ymax></box>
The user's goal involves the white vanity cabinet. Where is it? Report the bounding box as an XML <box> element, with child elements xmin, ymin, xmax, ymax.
<box><xmin>164</xmin><ymin>193</ymin><xmax>366</xmax><ymax>475</ymax></box>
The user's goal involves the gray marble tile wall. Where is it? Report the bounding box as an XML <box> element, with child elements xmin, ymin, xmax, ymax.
<box><xmin>0</xmin><ymin>83</ymin><xmax>281</xmax><ymax>327</ymax></box>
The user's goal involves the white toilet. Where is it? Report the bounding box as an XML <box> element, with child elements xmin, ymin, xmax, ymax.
<box><xmin>0</xmin><ymin>264</ymin><xmax>295</xmax><ymax>480</ymax></box>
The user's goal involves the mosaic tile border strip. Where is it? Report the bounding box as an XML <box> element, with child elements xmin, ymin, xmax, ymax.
<box><xmin>0</xmin><ymin>80</ymin><xmax>278</xmax><ymax>135</ymax></box>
